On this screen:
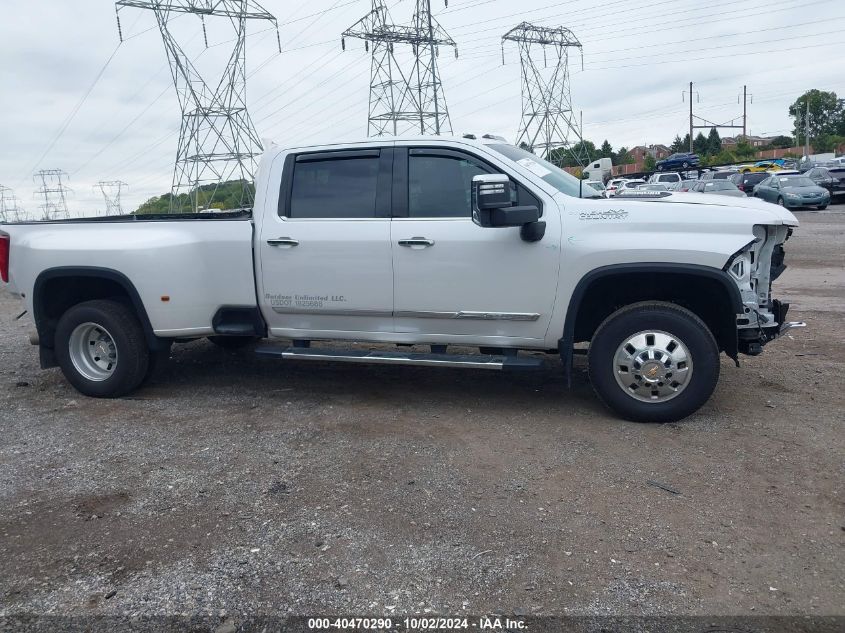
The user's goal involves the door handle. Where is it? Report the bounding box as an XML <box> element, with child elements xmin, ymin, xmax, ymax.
<box><xmin>398</xmin><ymin>237</ymin><xmax>435</xmax><ymax>248</ymax></box>
<box><xmin>267</xmin><ymin>237</ymin><xmax>299</xmax><ymax>247</ymax></box>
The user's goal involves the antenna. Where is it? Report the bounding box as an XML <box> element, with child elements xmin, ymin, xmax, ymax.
<box><xmin>503</xmin><ymin>22</ymin><xmax>587</xmax><ymax>168</ymax></box>
<box><xmin>115</xmin><ymin>1</ymin><xmax>280</xmax><ymax>212</ymax></box>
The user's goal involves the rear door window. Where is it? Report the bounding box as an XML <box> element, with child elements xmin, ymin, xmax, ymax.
<box><xmin>287</xmin><ymin>153</ymin><xmax>381</xmax><ymax>219</ymax></box>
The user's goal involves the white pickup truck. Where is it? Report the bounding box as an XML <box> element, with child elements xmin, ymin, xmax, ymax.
<box><xmin>0</xmin><ymin>135</ymin><xmax>804</xmax><ymax>422</ymax></box>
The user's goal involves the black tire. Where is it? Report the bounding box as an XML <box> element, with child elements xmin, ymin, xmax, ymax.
<box><xmin>54</xmin><ymin>299</ymin><xmax>150</xmax><ymax>398</ymax></box>
<box><xmin>777</xmin><ymin>197</ymin><xmax>785</xmax><ymax>207</ymax></box>
<box><xmin>143</xmin><ymin>343</ymin><xmax>172</xmax><ymax>383</ymax></box>
<box><xmin>682</xmin><ymin>162</ymin><xmax>690</xmax><ymax>169</ymax></box>
<box><xmin>656</xmin><ymin>164</ymin><xmax>664</xmax><ymax>171</ymax></box>
<box><xmin>207</xmin><ymin>335</ymin><xmax>260</xmax><ymax>350</ymax></box>
<box><xmin>587</xmin><ymin>301</ymin><xmax>720</xmax><ymax>423</ymax></box>
<box><xmin>817</xmin><ymin>205</ymin><xmax>828</xmax><ymax>210</ymax></box>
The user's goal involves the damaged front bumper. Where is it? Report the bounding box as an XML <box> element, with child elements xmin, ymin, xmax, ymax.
<box><xmin>738</xmin><ymin>299</ymin><xmax>806</xmax><ymax>356</ymax></box>
<box><xmin>727</xmin><ymin>225</ymin><xmax>806</xmax><ymax>356</ymax></box>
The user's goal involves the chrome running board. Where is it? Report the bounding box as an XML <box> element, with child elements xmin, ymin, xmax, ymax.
<box><xmin>255</xmin><ymin>346</ymin><xmax>545</xmax><ymax>371</ymax></box>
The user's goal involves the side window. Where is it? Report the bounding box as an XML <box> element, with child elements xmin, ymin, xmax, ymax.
<box><xmin>408</xmin><ymin>155</ymin><xmax>489</xmax><ymax>218</ymax></box>
<box><xmin>288</xmin><ymin>155</ymin><xmax>380</xmax><ymax>219</ymax></box>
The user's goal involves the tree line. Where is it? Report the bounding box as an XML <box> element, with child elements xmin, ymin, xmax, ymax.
<box><xmin>549</xmin><ymin>89</ymin><xmax>844</xmax><ymax>170</ymax></box>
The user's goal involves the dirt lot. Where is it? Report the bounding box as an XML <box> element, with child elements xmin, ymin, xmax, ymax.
<box><xmin>1</xmin><ymin>209</ymin><xmax>843</xmax><ymax>624</ymax></box>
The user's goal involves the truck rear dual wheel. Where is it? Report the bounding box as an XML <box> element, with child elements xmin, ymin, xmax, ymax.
<box><xmin>588</xmin><ymin>302</ymin><xmax>720</xmax><ymax>423</ymax></box>
<box><xmin>55</xmin><ymin>299</ymin><xmax>150</xmax><ymax>398</ymax></box>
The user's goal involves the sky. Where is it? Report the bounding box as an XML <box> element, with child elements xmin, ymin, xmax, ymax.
<box><xmin>1</xmin><ymin>0</ymin><xmax>843</xmax><ymax>218</ymax></box>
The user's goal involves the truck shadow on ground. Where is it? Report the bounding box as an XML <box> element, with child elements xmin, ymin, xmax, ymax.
<box><xmin>141</xmin><ymin>340</ymin><xmax>609</xmax><ymax>422</ymax></box>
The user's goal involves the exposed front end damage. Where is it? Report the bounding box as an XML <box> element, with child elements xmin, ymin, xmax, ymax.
<box><xmin>725</xmin><ymin>224</ymin><xmax>805</xmax><ymax>356</ymax></box>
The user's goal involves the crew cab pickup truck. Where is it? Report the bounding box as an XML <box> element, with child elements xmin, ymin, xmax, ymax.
<box><xmin>0</xmin><ymin>136</ymin><xmax>805</xmax><ymax>422</ymax></box>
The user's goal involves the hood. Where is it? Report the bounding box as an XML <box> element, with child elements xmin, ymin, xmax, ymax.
<box><xmin>637</xmin><ymin>191</ymin><xmax>799</xmax><ymax>226</ymax></box>
<box><xmin>782</xmin><ymin>185</ymin><xmax>826</xmax><ymax>193</ymax></box>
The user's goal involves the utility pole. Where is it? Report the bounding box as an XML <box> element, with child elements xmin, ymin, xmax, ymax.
<box><xmin>502</xmin><ymin>22</ymin><xmax>586</xmax><ymax>168</ymax></box>
<box><xmin>686</xmin><ymin>83</ymin><xmax>746</xmax><ymax>153</ymax></box>
<box><xmin>742</xmin><ymin>85</ymin><xmax>747</xmax><ymax>139</ymax></box>
<box><xmin>805</xmin><ymin>98</ymin><xmax>810</xmax><ymax>159</ymax></box>
<box><xmin>94</xmin><ymin>180</ymin><xmax>129</xmax><ymax>215</ymax></box>
<box><xmin>34</xmin><ymin>169</ymin><xmax>71</xmax><ymax>220</ymax></box>
<box><xmin>115</xmin><ymin>1</ymin><xmax>280</xmax><ymax>213</ymax></box>
<box><xmin>689</xmin><ymin>81</ymin><xmax>694</xmax><ymax>153</ymax></box>
<box><xmin>342</xmin><ymin>0</ymin><xmax>457</xmax><ymax>137</ymax></box>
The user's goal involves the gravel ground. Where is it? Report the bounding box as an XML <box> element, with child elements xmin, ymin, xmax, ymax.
<box><xmin>0</xmin><ymin>209</ymin><xmax>843</xmax><ymax>624</ymax></box>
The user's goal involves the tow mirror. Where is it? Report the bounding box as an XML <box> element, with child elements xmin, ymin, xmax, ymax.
<box><xmin>471</xmin><ymin>174</ymin><xmax>544</xmax><ymax>241</ymax></box>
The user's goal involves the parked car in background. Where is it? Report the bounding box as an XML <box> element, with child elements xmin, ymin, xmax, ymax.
<box><xmin>827</xmin><ymin>168</ymin><xmax>845</xmax><ymax>194</ymax></box>
<box><xmin>729</xmin><ymin>171</ymin><xmax>770</xmax><ymax>196</ymax></box>
<box><xmin>753</xmin><ymin>175</ymin><xmax>830</xmax><ymax>209</ymax></box>
<box><xmin>678</xmin><ymin>179</ymin><xmax>698</xmax><ymax>192</ymax></box>
<box><xmin>740</xmin><ymin>160</ymin><xmax>786</xmax><ymax>173</ymax></box>
<box><xmin>637</xmin><ymin>183</ymin><xmax>670</xmax><ymax>191</ymax></box>
<box><xmin>617</xmin><ymin>179</ymin><xmax>646</xmax><ymax>193</ymax></box>
<box><xmin>605</xmin><ymin>178</ymin><xmax>626</xmax><ymax>197</ymax></box>
<box><xmin>689</xmin><ymin>180</ymin><xmax>746</xmax><ymax>198</ymax></box>
<box><xmin>700</xmin><ymin>170</ymin><xmax>734</xmax><ymax>181</ymax></box>
<box><xmin>803</xmin><ymin>167</ymin><xmax>845</xmax><ymax>198</ymax></box>
<box><xmin>647</xmin><ymin>172</ymin><xmax>683</xmax><ymax>190</ymax></box>
<box><xmin>656</xmin><ymin>152</ymin><xmax>700</xmax><ymax>171</ymax></box>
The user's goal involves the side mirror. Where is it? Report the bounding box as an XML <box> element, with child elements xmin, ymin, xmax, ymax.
<box><xmin>472</xmin><ymin>174</ymin><xmax>540</xmax><ymax>226</ymax></box>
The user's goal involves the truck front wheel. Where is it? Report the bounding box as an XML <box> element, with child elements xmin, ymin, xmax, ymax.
<box><xmin>55</xmin><ymin>299</ymin><xmax>150</xmax><ymax>398</ymax></box>
<box><xmin>587</xmin><ymin>302</ymin><xmax>720</xmax><ymax>423</ymax></box>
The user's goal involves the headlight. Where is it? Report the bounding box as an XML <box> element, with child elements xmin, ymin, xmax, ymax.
<box><xmin>785</xmin><ymin>192</ymin><xmax>799</xmax><ymax>199</ymax></box>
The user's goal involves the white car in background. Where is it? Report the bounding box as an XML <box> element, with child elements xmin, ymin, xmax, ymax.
<box><xmin>647</xmin><ymin>172</ymin><xmax>683</xmax><ymax>190</ymax></box>
<box><xmin>605</xmin><ymin>178</ymin><xmax>626</xmax><ymax>197</ymax></box>
<box><xmin>616</xmin><ymin>179</ymin><xmax>647</xmax><ymax>194</ymax></box>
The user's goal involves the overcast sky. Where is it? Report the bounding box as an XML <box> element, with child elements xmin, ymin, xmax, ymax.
<box><xmin>1</xmin><ymin>0</ymin><xmax>843</xmax><ymax>217</ymax></box>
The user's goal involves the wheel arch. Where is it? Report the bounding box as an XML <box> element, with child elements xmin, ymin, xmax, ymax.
<box><xmin>33</xmin><ymin>267</ymin><xmax>163</xmax><ymax>367</ymax></box>
<box><xmin>560</xmin><ymin>263</ymin><xmax>743</xmax><ymax>384</ymax></box>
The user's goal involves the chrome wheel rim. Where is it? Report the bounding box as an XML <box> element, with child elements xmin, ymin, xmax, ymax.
<box><xmin>614</xmin><ymin>330</ymin><xmax>693</xmax><ymax>403</ymax></box>
<box><xmin>69</xmin><ymin>322</ymin><xmax>118</xmax><ymax>382</ymax></box>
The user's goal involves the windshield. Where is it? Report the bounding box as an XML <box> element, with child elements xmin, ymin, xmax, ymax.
<box><xmin>704</xmin><ymin>181</ymin><xmax>733</xmax><ymax>191</ymax></box>
<box><xmin>780</xmin><ymin>177</ymin><xmax>815</xmax><ymax>187</ymax></box>
<box><xmin>489</xmin><ymin>144</ymin><xmax>601</xmax><ymax>198</ymax></box>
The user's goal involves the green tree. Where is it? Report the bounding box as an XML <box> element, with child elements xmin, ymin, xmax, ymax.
<box><xmin>599</xmin><ymin>140</ymin><xmax>613</xmax><ymax>158</ymax></box>
<box><xmin>670</xmin><ymin>134</ymin><xmax>685</xmax><ymax>153</ymax></box>
<box><xmin>734</xmin><ymin>141</ymin><xmax>755</xmax><ymax>160</ymax></box>
<box><xmin>768</xmin><ymin>135</ymin><xmax>794</xmax><ymax>149</ymax></box>
<box><xmin>549</xmin><ymin>140</ymin><xmax>597</xmax><ymax>167</ymax></box>
<box><xmin>693</xmin><ymin>132</ymin><xmax>709</xmax><ymax>156</ymax></box>
<box><xmin>789</xmin><ymin>89</ymin><xmax>845</xmax><ymax>147</ymax></box>
<box><xmin>707</xmin><ymin>128</ymin><xmax>721</xmax><ymax>155</ymax></box>
<box><xmin>135</xmin><ymin>180</ymin><xmax>255</xmax><ymax>214</ymax></box>
<box><xmin>615</xmin><ymin>146</ymin><xmax>633</xmax><ymax>165</ymax></box>
<box><xmin>643</xmin><ymin>155</ymin><xmax>657</xmax><ymax>171</ymax></box>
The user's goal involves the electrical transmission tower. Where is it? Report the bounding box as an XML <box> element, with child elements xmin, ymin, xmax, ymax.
<box><xmin>115</xmin><ymin>1</ymin><xmax>280</xmax><ymax>213</ymax></box>
<box><xmin>34</xmin><ymin>169</ymin><xmax>72</xmax><ymax>220</ymax></box>
<box><xmin>0</xmin><ymin>185</ymin><xmax>26</xmax><ymax>222</ymax></box>
<box><xmin>95</xmin><ymin>180</ymin><xmax>129</xmax><ymax>215</ymax></box>
<box><xmin>502</xmin><ymin>22</ymin><xmax>586</xmax><ymax>168</ymax></box>
<box><xmin>343</xmin><ymin>0</ymin><xmax>457</xmax><ymax>136</ymax></box>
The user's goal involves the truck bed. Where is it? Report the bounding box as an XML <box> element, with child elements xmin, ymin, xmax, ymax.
<box><xmin>2</xmin><ymin>213</ymin><xmax>257</xmax><ymax>338</ymax></box>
